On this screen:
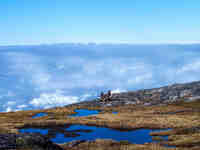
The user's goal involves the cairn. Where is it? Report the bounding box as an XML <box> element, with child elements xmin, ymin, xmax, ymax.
<box><xmin>100</xmin><ymin>90</ymin><xmax>112</xmax><ymax>102</ymax></box>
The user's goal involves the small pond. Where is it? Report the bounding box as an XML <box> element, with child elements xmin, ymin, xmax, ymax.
<box><xmin>32</xmin><ymin>112</ymin><xmax>48</xmax><ymax>119</ymax></box>
<box><xmin>20</xmin><ymin>124</ymin><xmax>169</xmax><ymax>144</ymax></box>
<box><xmin>69</xmin><ymin>109</ymin><xmax>118</xmax><ymax>117</ymax></box>
<box><xmin>69</xmin><ymin>109</ymin><xmax>100</xmax><ymax>117</ymax></box>
<box><xmin>112</xmin><ymin>111</ymin><xmax>118</xmax><ymax>114</ymax></box>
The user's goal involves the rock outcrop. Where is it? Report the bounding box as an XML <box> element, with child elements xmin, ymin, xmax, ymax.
<box><xmin>0</xmin><ymin>133</ymin><xmax>63</xmax><ymax>150</ymax></box>
<box><xmin>74</xmin><ymin>81</ymin><xmax>200</xmax><ymax>107</ymax></box>
<box><xmin>111</xmin><ymin>81</ymin><xmax>200</xmax><ymax>105</ymax></box>
<box><xmin>0</xmin><ymin>134</ymin><xmax>16</xmax><ymax>150</ymax></box>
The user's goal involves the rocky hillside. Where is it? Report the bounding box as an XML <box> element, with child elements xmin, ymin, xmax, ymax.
<box><xmin>76</xmin><ymin>81</ymin><xmax>200</xmax><ymax>107</ymax></box>
<box><xmin>111</xmin><ymin>81</ymin><xmax>200</xmax><ymax>105</ymax></box>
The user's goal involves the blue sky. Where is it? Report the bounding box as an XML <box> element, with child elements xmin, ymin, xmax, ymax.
<box><xmin>0</xmin><ymin>0</ymin><xmax>200</xmax><ymax>45</ymax></box>
<box><xmin>0</xmin><ymin>1</ymin><xmax>200</xmax><ymax>112</ymax></box>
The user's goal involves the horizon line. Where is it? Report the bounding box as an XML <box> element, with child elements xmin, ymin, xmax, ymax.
<box><xmin>0</xmin><ymin>41</ymin><xmax>200</xmax><ymax>47</ymax></box>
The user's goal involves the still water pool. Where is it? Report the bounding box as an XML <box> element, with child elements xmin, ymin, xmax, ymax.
<box><xmin>32</xmin><ymin>112</ymin><xmax>48</xmax><ymax>119</ymax></box>
<box><xmin>69</xmin><ymin>109</ymin><xmax>100</xmax><ymax>117</ymax></box>
<box><xmin>20</xmin><ymin>124</ymin><xmax>169</xmax><ymax>144</ymax></box>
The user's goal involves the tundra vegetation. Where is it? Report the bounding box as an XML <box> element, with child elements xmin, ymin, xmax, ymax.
<box><xmin>1</xmin><ymin>81</ymin><xmax>200</xmax><ymax>149</ymax></box>
<box><xmin>0</xmin><ymin>99</ymin><xmax>200</xmax><ymax>150</ymax></box>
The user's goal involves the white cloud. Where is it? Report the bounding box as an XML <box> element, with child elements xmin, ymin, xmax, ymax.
<box><xmin>111</xmin><ymin>89</ymin><xmax>126</xmax><ymax>94</ymax></box>
<box><xmin>5</xmin><ymin>51</ymin><xmax>154</xmax><ymax>91</ymax></box>
<box><xmin>29</xmin><ymin>90</ymin><xmax>79</xmax><ymax>108</ymax></box>
<box><xmin>177</xmin><ymin>61</ymin><xmax>200</xmax><ymax>73</ymax></box>
<box><xmin>7</xmin><ymin>101</ymin><xmax>16</xmax><ymax>106</ymax></box>
<box><xmin>1</xmin><ymin>44</ymin><xmax>200</xmax><ymax>112</ymax></box>
<box><xmin>17</xmin><ymin>104</ymin><xmax>27</xmax><ymax>109</ymax></box>
<box><xmin>128</xmin><ymin>73</ymin><xmax>153</xmax><ymax>84</ymax></box>
<box><xmin>5</xmin><ymin>52</ymin><xmax>53</xmax><ymax>91</ymax></box>
<box><xmin>6</xmin><ymin>107</ymin><xmax>12</xmax><ymax>112</ymax></box>
<box><xmin>80</xmin><ymin>93</ymin><xmax>92</xmax><ymax>101</ymax></box>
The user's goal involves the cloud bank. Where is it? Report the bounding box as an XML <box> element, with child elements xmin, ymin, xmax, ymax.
<box><xmin>0</xmin><ymin>44</ymin><xmax>200</xmax><ymax>112</ymax></box>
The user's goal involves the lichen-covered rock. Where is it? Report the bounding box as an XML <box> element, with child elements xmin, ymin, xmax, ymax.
<box><xmin>16</xmin><ymin>133</ymin><xmax>63</xmax><ymax>150</ymax></box>
<box><xmin>0</xmin><ymin>134</ymin><xmax>16</xmax><ymax>149</ymax></box>
<box><xmin>0</xmin><ymin>133</ymin><xmax>63</xmax><ymax>150</ymax></box>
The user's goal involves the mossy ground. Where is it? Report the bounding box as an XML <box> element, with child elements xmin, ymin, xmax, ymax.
<box><xmin>1</xmin><ymin>100</ymin><xmax>200</xmax><ymax>149</ymax></box>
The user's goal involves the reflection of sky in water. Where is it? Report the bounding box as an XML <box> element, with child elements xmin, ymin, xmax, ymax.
<box><xmin>20</xmin><ymin>128</ymin><xmax>48</xmax><ymax>135</ymax></box>
<box><xmin>112</xmin><ymin>111</ymin><xmax>118</xmax><ymax>114</ymax></box>
<box><xmin>1</xmin><ymin>44</ymin><xmax>200</xmax><ymax>112</ymax></box>
<box><xmin>20</xmin><ymin>124</ymin><xmax>170</xmax><ymax>144</ymax></box>
<box><xmin>70</xmin><ymin>109</ymin><xmax>100</xmax><ymax>117</ymax></box>
<box><xmin>32</xmin><ymin>112</ymin><xmax>48</xmax><ymax>119</ymax></box>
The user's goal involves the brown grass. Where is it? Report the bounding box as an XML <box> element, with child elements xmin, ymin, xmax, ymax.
<box><xmin>61</xmin><ymin>139</ymin><xmax>192</xmax><ymax>150</ymax></box>
<box><xmin>0</xmin><ymin>100</ymin><xmax>200</xmax><ymax>149</ymax></box>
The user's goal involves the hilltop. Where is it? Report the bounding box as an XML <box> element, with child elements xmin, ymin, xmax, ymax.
<box><xmin>0</xmin><ymin>81</ymin><xmax>200</xmax><ymax>150</ymax></box>
<box><xmin>73</xmin><ymin>80</ymin><xmax>200</xmax><ymax>107</ymax></box>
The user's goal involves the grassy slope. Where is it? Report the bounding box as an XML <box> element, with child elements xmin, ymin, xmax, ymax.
<box><xmin>0</xmin><ymin>100</ymin><xmax>200</xmax><ymax>149</ymax></box>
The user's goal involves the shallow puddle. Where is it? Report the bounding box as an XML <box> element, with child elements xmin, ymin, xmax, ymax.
<box><xmin>70</xmin><ymin>109</ymin><xmax>100</xmax><ymax>117</ymax></box>
<box><xmin>32</xmin><ymin>112</ymin><xmax>48</xmax><ymax>119</ymax></box>
<box><xmin>20</xmin><ymin>124</ymin><xmax>170</xmax><ymax>144</ymax></box>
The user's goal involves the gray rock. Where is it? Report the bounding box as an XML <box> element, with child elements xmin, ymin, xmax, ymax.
<box><xmin>70</xmin><ymin>81</ymin><xmax>200</xmax><ymax>107</ymax></box>
<box><xmin>0</xmin><ymin>134</ymin><xmax>16</xmax><ymax>150</ymax></box>
<box><xmin>1</xmin><ymin>133</ymin><xmax>64</xmax><ymax>150</ymax></box>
